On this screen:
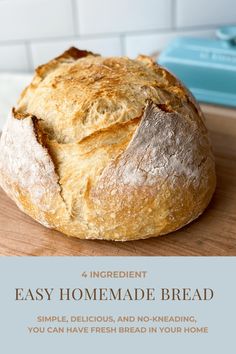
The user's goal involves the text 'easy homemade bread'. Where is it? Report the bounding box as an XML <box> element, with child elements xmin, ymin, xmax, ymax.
<box><xmin>0</xmin><ymin>48</ymin><xmax>216</xmax><ymax>241</ymax></box>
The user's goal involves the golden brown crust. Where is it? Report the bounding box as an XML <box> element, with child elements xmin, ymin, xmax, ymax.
<box><xmin>36</xmin><ymin>47</ymin><xmax>98</xmax><ymax>78</ymax></box>
<box><xmin>0</xmin><ymin>48</ymin><xmax>216</xmax><ymax>241</ymax></box>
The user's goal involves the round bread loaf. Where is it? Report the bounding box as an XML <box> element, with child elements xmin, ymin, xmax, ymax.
<box><xmin>0</xmin><ymin>48</ymin><xmax>216</xmax><ymax>241</ymax></box>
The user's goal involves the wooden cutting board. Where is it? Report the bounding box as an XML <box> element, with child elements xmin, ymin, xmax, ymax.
<box><xmin>0</xmin><ymin>104</ymin><xmax>236</xmax><ymax>256</ymax></box>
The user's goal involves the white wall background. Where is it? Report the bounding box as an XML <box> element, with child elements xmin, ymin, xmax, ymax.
<box><xmin>0</xmin><ymin>0</ymin><xmax>236</xmax><ymax>72</ymax></box>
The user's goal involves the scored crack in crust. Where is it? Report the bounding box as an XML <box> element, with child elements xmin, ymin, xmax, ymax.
<box><xmin>0</xmin><ymin>47</ymin><xmax>216</xmax><ymax>240</ymax></box>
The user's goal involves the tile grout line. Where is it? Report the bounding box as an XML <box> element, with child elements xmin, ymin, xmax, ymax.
<box><xmin>0</xmin><ymin>23</ymin><xmax>221</xmax><ymax>47</ymax></box>
<box><xmin>25</xmin><ymin>41</ymin><xmax>34</xmax><ymax>71</ymax></box>
<box><xmin>120</xmin><ymin>34</ymin><xmax>126</xmax><ymax>56</ymax></box>
<box><xmin>171</xmin><ymin>0</ymin><xmax>177</xmax><ymax>30</ymax></box>
<box><xmin>0</xmin><ymin>24</ymin><xmax>220</xmax><ymax>46</ymax></box>
<box><xmin>71</xmin><ymin>0</ymin><xmax>79</xmax><ymax>36</ymax></box>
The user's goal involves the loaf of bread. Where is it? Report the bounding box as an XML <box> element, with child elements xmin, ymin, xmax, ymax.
<box><xmin>0</xmin><ymin>47</ymin><xmax>216</xmax><ymax>241</ymax></box>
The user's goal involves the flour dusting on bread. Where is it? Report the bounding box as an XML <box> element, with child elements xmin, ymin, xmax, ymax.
<box><xmin>0</xmin><ymin>111</ymin><xmax>70</xmax><ymax>227</ymax></box>
<box><xmin>103</xmin><ymin>102</ymin><xmax>214</xmax><ymax>189</ymax></box>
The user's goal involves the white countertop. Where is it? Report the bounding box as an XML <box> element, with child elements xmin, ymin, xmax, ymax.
<box><xmin>0</xmin><ymin>73</ymin><xmax>32</xmax><ymax>131</ymax></box>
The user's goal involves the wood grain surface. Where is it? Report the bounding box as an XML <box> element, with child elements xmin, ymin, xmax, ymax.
<box><xmin>0</xmin><ymin>104</ymin><xmax>235</xmax><ymax>256</ymax></box>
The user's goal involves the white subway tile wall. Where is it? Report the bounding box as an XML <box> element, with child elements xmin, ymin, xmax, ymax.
<box><xmin>0</xmin><ymin>0</ymin><xmax>74</xmax><ymax>41</ymax></box>
<box><xmin>0</xmin><ymin>0</ymin><xmax>235</xmax><ymax>72</ymax></box>
<box><xmin>176</xmin><ymin>0</ymin><xmax>236</xmax><ymax>28</ymax></box>
<box><xmin>0</xmin><ymin>44</ymin><xmax>29</xmax><ymax>72</ymax></box>
<box><xmin>125</xmin><ymin>29</ymin><xmax>216</xmax><ymax>58</ymax></box>
<box><xmin>76</xmin><ymin>0</ymin><xmax>172</xmax><ymax>35</ymax></box>
<box><xmin>31</xmin><ymin>37</ymin><xmax>122</xmax><ymax>67</ymax></box>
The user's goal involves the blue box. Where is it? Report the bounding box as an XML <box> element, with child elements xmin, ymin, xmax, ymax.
<box><xmin>158</xmin><ymin>27</ymin><xmax>236</xmax><ymax>108</ymax></box>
